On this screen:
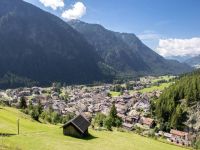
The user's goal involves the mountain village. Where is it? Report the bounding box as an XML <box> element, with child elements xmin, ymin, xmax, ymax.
<box><xmin>0</xmin><ymin>76</ymin><xmax>192</xmax><ymax>147</ymax></box>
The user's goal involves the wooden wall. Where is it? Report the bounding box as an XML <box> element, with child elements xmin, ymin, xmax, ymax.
<box><xmin>63</xmin><ymin>124</ymin><xmax>82</xmax><ymax>138</ymax></box>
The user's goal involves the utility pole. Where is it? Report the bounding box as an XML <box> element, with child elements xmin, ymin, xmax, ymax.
<box><xmin>17</xmin><ymin>119</ymin><xmax>20</xmax><ymax>135</ymax></box>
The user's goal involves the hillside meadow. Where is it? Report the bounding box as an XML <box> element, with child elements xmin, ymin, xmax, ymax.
<box><xmin>0</xmin><ymin>107</ymin><xmax>188</xmax><ymax>150</ymax></box>
<box><xmin>110</xmin><ymin>82</ymin><xmax>172</xmax><ymax>97</ymax></box>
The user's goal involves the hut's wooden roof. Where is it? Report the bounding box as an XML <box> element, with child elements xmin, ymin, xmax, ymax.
<box><xmin>62</xmin><ymin>114</ymin><xmax>90</xmax><ymax>134</ymax></box>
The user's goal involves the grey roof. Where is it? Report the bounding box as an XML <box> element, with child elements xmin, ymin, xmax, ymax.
<box><xmin>62</xmin><ymin>114</ymin><xmax>90</xmax><ymax>134</ymax></box>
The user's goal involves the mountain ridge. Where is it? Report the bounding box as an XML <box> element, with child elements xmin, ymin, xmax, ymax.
<box><xmin>68</xmin><ymin>20</ymin><xmax>192</xmax><ymax>76</ymax></box>
<box><xmin>185</xmin><ymin>55</ymin><xmax>200</xmax><ymax>68</ymax></box>
<box><xmin>0</xmin><ymin>0</ymin><xmax>108</xmax><ymax>87</ymax></box>
<box><xmin>0</xmin><ymin>0</ymin><xmax>193</xmax><ymax>88</ymax></box>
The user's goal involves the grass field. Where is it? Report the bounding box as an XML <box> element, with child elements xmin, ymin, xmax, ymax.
<box><xmin>0</xmin><ymin>106</ymin><xmax>188</xmax><ymax>150</ymax></box>
<box><xmin>110</xmin><ymin>91</ymin><xmax>121</xmax><ymax>97</ymax></box>
<box><xmin>138</xmin><ymin>82</ymin><xmax>172</xmax><ymax>93</ymax></box>
<box><xmin>151</xmin><ymin>75</ymin><xmax>174</xmax><ymax>83</ymax></box>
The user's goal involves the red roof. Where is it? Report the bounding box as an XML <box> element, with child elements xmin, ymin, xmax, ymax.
<box><xmin>142</xmin><ymin>117</ymin><xmax>154</xmax><ymax>126</ymax></box>
<box><xmin>170</xmin><ymin>129</ymin><xmax>188</xmax><ymax>137</ymax></box>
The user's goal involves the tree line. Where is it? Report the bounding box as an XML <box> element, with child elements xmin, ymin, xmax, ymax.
<box><xmin>155</xmin><ymin>70</ymin><xmax>200</xmax><ymax>131</ymax></box>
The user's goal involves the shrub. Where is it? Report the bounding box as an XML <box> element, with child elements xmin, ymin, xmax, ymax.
<box><xmin>61</xmin><ymin>113</ymin><xmax>75</xmax><ymax>124</ymax></box>
<box><xmin>93</xmin><ymin>113</ymin><xmax>107</xmax><ymax>127</ymax></box>
<box><xmin>194</xmin><ymin>139</ymin><xmax>200</xmax><ymax>150</ymax></box>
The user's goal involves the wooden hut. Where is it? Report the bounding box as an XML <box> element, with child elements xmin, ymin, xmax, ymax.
<box><xmin>62</xmin><ymin>114</ymin><xmax>90</xmax><ymax>138</ymax></box>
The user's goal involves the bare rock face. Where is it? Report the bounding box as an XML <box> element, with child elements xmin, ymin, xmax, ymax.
<box><xmin>186</xmin><ymin>102</ymin><xmax>200</xmax><ymax>133</ymax></box>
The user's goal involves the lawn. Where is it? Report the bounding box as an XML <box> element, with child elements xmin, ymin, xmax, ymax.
<box><xmin>0</xmin><ymin>107</ymin><xmax>188</xmax><ymax>150</ymax></box>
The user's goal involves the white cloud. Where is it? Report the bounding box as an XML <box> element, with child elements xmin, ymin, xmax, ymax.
<box><xmin>39</xmin><ymin>0</ymin><xmax>64</xmax><ymax>10</ymax></box>
<box><xmin>156</xmin><ymin>38</ymin><xmax>200</xmax><ymax>57</ymax></box>
<box><xmin>61</xmin><ymin>2</ymin><xmax>86</xmax><ymax>20</ymax></box>
<box><xmin>138</xmin><ymin>30</ymin><xmax>160</xmax><ymax>40</ymax></box>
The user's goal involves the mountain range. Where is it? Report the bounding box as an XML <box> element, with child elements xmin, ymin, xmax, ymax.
<box><xmin>185</xmin><ymin>55</ymin><xmax>200</xmax><ymax>68</ymax></box>
<box><xmin>68</xmin><ymin>20</ymin><xmax>192</xmax><ymax>76</ymax></box>
<box><xmin>0</xmin><ymin>0</ymin><xmax>108</xmax><ymax>87</ymax></box>
<box><xmin>0</xmin><ymin>0</ymin><xmax>192</xmax><ymax>88</ymax></box>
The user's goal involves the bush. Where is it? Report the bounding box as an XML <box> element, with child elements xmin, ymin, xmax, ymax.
<box><xmin>194</xmin><ymin>139</ymin><xmax>200</xmax><ymax>150</ymax></box>
<box><xmin>148</xmin><ymin>129</ymin><xmax>155</xmax><ymax>137</ymax></box>
<box><xmin>41</xmin><ymin>111</ymin><xmax>51</xmax><ymax>123</ymax></box>
<box><xmin>61</xmin><ymin>113</ymin><xmax>75</xmax><ymax>124</ymax></box>
<box><xmin>135</xmin><ymin>126</ymin><xmax>144</xmax><ymax>135</ymax></box>
<box><xmin>51</xmin><ymin>112</ymin><xmax>60</xmax><ymax>124</ymax></box>
<box><xmin>93</xmin><ymin>113</ymin><xmax>107</xmax><ymax>127</ymax></box>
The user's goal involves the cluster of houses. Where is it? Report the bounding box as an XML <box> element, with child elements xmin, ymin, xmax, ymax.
<box><xmin>0</xmin><ymin>82</ymin><xmax>192</xmax><ymax>146</ymax></box>
<box><xmin>0</xmin><ymin>85</ymin><xmax>158</xmax><ymax>125</ymax></box>
<box><xmin>157</xmin><ymin>129</ymin><xmax>192</xmax><ymax>146</ymax></box>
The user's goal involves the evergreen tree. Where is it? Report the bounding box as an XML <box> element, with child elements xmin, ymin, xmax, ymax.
<box><xmin>109</xmin><ymin>103</ymin><xmax>117</xmax><ymax>119</ymax></box>
<box><xmin>19</xmin><ymin>97</ymin><xmax>27</xmax><ymax>109</ymax></box>
<box><xmin>30</xmin><ymin>106</ymin><xmax>40</xmax><ymax>121</ymax></box>
<box><xmin>103</xmin><ymin>116</ymin><xmax>112</xmax><ymax>131</ymax></box>
<box><xmin>104</xmin><ymin>103</ymin><xmax>122</xmax><ymax>129</ymax></box>
<box><xmin>155</xmin><ymin>69</ymin><xmax>200</xmax><ymax>130</ymax></box>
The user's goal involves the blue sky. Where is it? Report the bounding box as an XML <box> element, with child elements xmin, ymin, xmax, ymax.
<box><xmin>24</xmin><ymin>0</ymin><xmax>200</xmax><ymax>58</ymax></box>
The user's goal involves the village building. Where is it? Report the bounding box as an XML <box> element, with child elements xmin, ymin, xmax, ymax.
<box><xmin>122</xmin><ymin>123</ymin><xmax>134</xmax><ymax>130</ymax></box>
<box><xmin>140</xmin><ymin>117</ymin><xmax>156</xmax><ymax>128</ymax></box>
<box><xmin>62</xmin><ymin>114</ymin><xmax>90</xmax><ymax>138</ymax></box>
<box><xmin>170</xmin><ymin>129</ymin><xmax>191</xmax><ymax>146</ymax></box>
<box><xmin>157</xmin><ymin>131</ymin><xmax>172</xmax><ymax>139</ymax></box>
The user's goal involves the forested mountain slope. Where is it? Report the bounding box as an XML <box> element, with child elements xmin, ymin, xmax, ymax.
<box><xmin>69</xmin><ymin>20</ymin><xmax>192</xmax><ymax>76</ymax></box>
<box><xmin>155</xmin><ymin>70</ymin><xmax>200</xmax><ymax>132</ymax></box>
<box><xmin>0</xmin><ymin>0</ymin><xmax>107</xmax><ymax>87</ymax></box>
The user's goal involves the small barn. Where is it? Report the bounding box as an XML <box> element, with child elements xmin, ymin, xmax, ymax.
<box><xmin>62</xmin><ymin>114</ymin><xmax>90</xmax><ymax>138</ymax></box>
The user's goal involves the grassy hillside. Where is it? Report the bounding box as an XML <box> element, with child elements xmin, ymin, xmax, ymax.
<box><xmin>0</xmin><ymin>106</ymin><xmax>188</xmax><ymax>150</ymax></box>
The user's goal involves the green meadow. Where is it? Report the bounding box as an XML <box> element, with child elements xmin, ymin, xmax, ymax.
<box><xmin>151</xmin><ymin>75</ymin><xmax>174</xmax><ymax>83</ymax></box>
<box><xmin>0</xmin><ymin>106</ymin><xmax>188</xmax><ymax>150</ymax></box>
<box><xmin>111</xmin><ymin>82</ymin><xmax>172</xmax><ymax>96</ymax></box>
<box><xmin>138</xmin><ymin>82</ymin><xmax>172</xmax><ymax>93</ymax></box>
<box><xmin>110</xmin><ymin>91</ymin><xmax>121</xmax><ymax>97</ymax></box>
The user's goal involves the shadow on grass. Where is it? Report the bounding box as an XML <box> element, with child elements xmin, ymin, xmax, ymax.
<box><xmin>0</xmin><ymin>133</ymin><xmax>17</xmax><ymax>137</ymax></box>
<box><xmin>66</xmin><ymin>134</ymin><xmax>98</xmax><ymax>141</ymax></box>
<box><xmin>82</xmin><ymin>134</ymin><xmax>98</xmax><ymax>141</ymax></box>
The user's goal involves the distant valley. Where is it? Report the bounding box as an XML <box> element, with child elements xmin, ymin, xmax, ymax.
<box><xmin>184</xmin><ymin>55</ymin><xmax>200</xmax><ymax>68</ymax></box>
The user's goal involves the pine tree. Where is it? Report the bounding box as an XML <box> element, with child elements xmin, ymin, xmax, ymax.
<box><xmin>109</xmin><ymin>103</ymin><xmax>117</xmax><ymax>119</ymax></box>
<box><xmin>19</xmin><ymin>97</ymin><xmax>27</xmax><ymax>109</ymax></box>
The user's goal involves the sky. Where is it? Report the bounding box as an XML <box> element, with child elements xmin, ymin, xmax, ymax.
<box><xmin>23</xmin><ymin>0</ymin><xmax>200</xmax><ymax>58</ymax></box>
